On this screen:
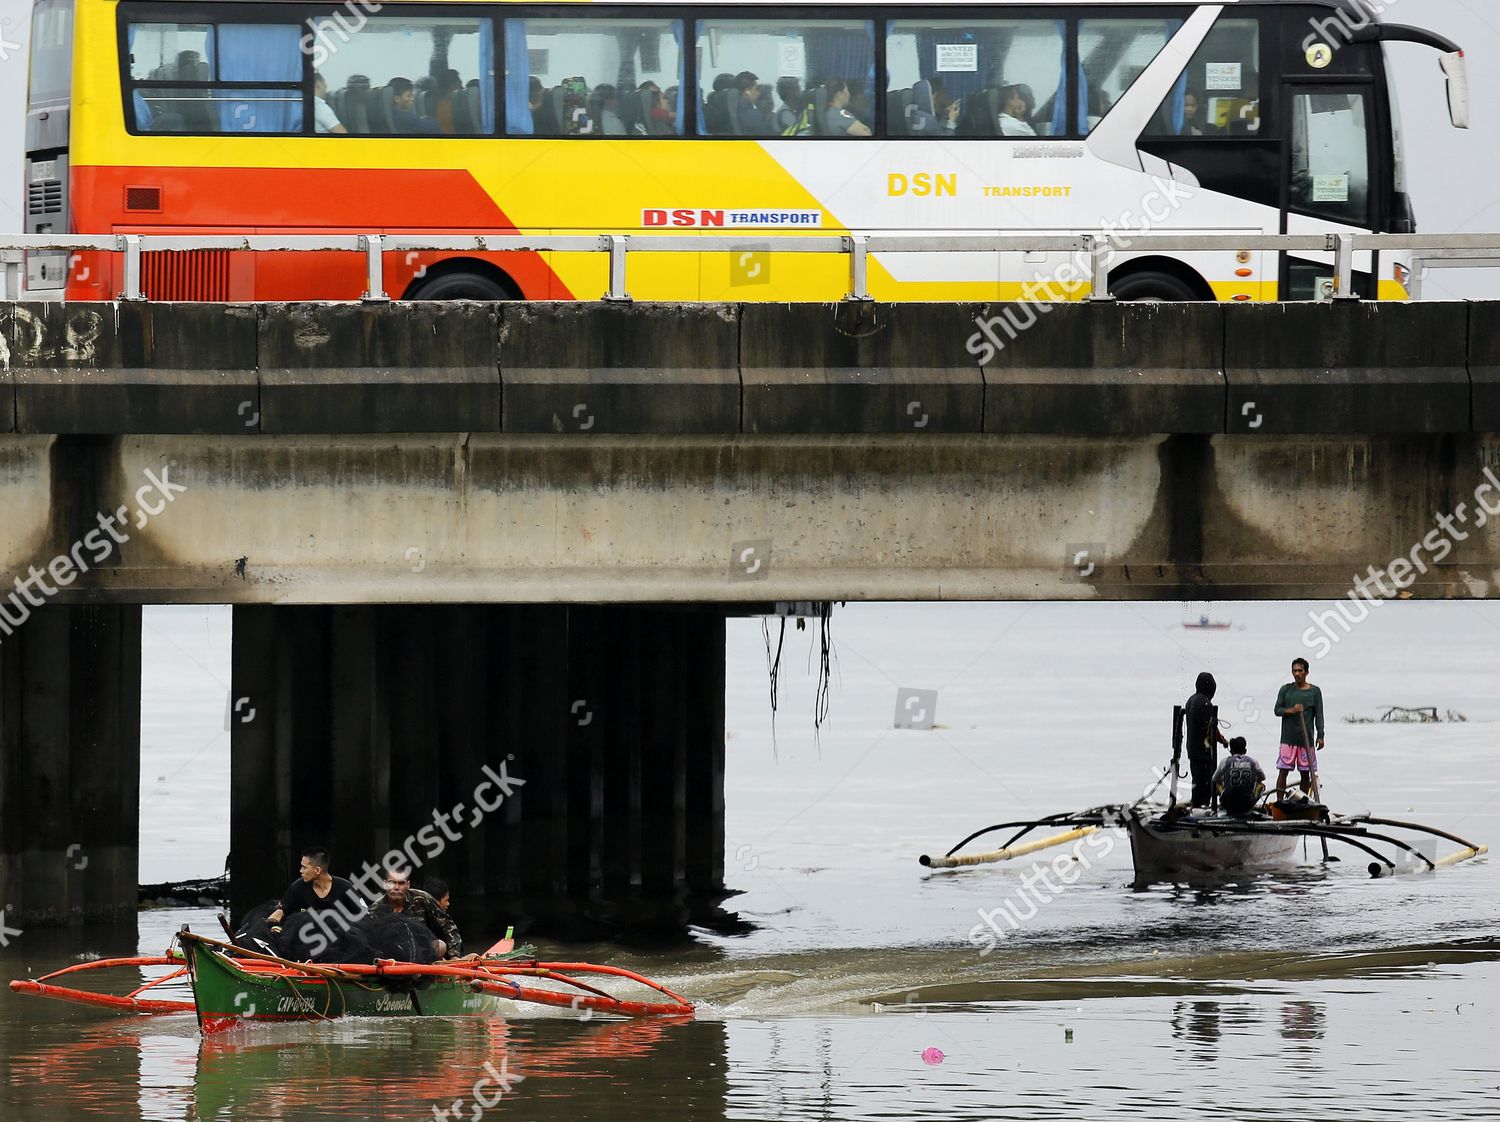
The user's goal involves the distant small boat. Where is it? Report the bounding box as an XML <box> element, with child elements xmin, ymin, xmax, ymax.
<box><xmin>1183</xmin><ymin>615</ymin><xmax>1231</xmax><ymax>630</ymax></box>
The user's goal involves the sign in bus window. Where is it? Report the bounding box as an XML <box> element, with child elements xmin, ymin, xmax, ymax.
<box><xmin>506</xmin><ymin>19</ymin><xmax>684</xmax><ymax>136</ymax></box>
<box><xmin>886</xmin><ymin>21</ymin><xmax>1063</xmax><ymax>138</ymax></box>
<box><xmin>1291</xmin><ymin>92</ymin><xmax>1369</xmax><ymax>225</ymax></box>
<box><xmin>696</xmin><ymin>20</ymin><xmax>874</xmax><ymax>138</ymax></box>
<box><xmin>1143</xmin><ymin>18</ymin><xmax>1261</xmax><ymax>138</ymax></box>
<box><xmin>306</xmin><ymin>15</ymin><xmax>494</xmax><ymax>135</ymax></box>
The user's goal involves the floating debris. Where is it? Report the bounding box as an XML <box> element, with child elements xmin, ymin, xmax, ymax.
<box><xmin>1344</xmin><ymin>706</ymin><xmax>1467</xmax><ymax>724</ymax></box>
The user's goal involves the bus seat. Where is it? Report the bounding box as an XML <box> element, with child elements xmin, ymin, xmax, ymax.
<box><xmin>810</xmin><ymin>87</ymin><xmax>830</xmax><ymax>136</ymax></box>
<box><xmin>366</xmin><ymin>85</ymin><xmax>394</xmax><ymax>133</ymax></box>
<box><xmin>886</xmin><ymin>88</ymin><xmax>911</xmax><ymax>136</ymax></box>
<box><xmin>704</xmin><ymin>88</ymin><xmax>734</xmax><ymax>135</ymax></box>
<box><xmin>963</xmin><ymin>88</ymin><xmax>999</xmax><ymax>136</ymax></box>
<box><xmin>342</xmin><ymin>76</ymin><xmax>372</xmax><ymax>134</ymax></box>
<box><xmin>465</xmin><ymin>86</ymin><xmax>483</xmax><ymax>132</ymax></box>
<box><xmin>621</xmin><ymin>89</ymin><xmax>646</xmax><ymax>135</ymax></box>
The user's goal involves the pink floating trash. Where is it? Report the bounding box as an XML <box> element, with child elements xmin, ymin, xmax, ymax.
<box><xmin>921</xmin><ymin>1047</ymin><xmax>944</xmax><ymax>1065</ymax></box>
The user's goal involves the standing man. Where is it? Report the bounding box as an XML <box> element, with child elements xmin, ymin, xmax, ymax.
<box><xmin>1274</xmin><ymin>657</ymin><xmax>1325</xmax><ymax>799</ymax></box>
<box><xmin>1184</xmin><ymin>672</ymin><xmax>1229</xmax><ymax>809</ymax></box>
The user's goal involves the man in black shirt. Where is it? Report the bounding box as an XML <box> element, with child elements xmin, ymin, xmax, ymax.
<box><xmin>1184</xmin><ymin>672</ymin><xmax>1229</xmax><ymax>809</ymax></box>
<box><xmin>267</xmin><ymin>846</ymin><xmax>364</xmax><ymax>929</ymax></box>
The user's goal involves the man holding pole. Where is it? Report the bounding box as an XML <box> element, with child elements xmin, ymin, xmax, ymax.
<box><xmin>1274</xmin><ymin>658</ymin><xmax>1325</xmax><ymax>801</ymax></box>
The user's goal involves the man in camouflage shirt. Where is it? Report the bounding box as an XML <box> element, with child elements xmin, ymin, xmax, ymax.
<box><xmin>368</xmin><ymin>866</ymin><xmax>462</xmax><ymax>959</ymax></box>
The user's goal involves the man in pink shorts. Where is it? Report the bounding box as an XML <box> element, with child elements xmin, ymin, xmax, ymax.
<box><xmin>1274</xmin><ymin>657</ymin><xmax>1325</xmax><ymax>799</ymax></box>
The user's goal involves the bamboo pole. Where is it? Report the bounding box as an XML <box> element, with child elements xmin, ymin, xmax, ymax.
<box><xmin>1433</xmin><ymin>844</ymin><xmax>1488</xmax><ymax>869</ymax></box>
<box><xmin>921</xmin><ymin>826</ymin><xmax>1099</xmax><ymax>869</ymax></box>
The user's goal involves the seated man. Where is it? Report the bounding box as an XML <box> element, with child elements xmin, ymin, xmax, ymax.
<box><xmin>823</xmin><ymin>79</ymin><xmax>872</xmax><ymax>137</ymax></box>
<box><xmin>387</xmin><ymin>76</ymin><xmax>440</xmax><ymax>134</ymax></box>
<box><xmin>368</xmin><ymin>865</ymin><xmax>462</xmax><ymax>959</ymax></box>
<box><xmin>267</xmin><ymin>846</ymin><xmax>364</xmax><ymax>927</ymax></box>
<box><xmin>425</xmin><ymin>876</ymin><xmax>451</xmax><ymax>912</ymax></box>
<box><xmin>1213</xmin><ymin>737</ymin><xmax>1267</xmax><ymax>816</ymax></box>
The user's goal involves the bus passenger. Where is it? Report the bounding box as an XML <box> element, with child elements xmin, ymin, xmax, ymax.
<box><xmin>775</xmin><ymin>77</ymin><xmax>805</xmax><ymax>134</ymax></box>
<box><xmin>433</xmin><ymin>69</ymin><xmax>463</xmax><ymax>133</ymax></box>
<box><xmin>313</xmin><ymin>73</ymin><xmax>348</xmax><ymax>135</ymax></box>
<box><xmin>528</xmin><ymin>76</ymin><xmax>546</xmax><ymax>132</ymax></box>
<box><xmin>388</xmin><ymin>77</ymin><xmax>440</xmax><ymax>134</ymax></box>
<box><xmin>998</xmin><ymin>84</ymin><xmax>1037</xmax><ymax>137</ymax></box>
<box><xmin>1182</xmin><ymin>90</ymin><xmax>1206</xmax><ymax>136</ymax></box>
<box><xmin>735</xmin><ymin>72</ymin><xmax>774</xmax><ymax>136</ymax></box>
<box><xmin>823</xmin><ymin>79</ymin><xmax>872</xmax><ymax>137</ymax></box>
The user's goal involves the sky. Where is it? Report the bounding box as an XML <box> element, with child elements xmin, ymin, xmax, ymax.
<box><xmin>0</xmin><ymin>1</ymin><xmax>1496</xmax><ymax>297</ymax></box>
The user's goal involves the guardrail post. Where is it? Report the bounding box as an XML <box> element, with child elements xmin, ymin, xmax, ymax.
<box><xmin>1332</xmin><ymin>232</ymin><xmax>1358</xmax><ymax>300</ymax></box>
<box><xmin>120</xmin><ymin>235</ymin><xmax>145</xmax><ymax>301</ymax></box>
<box><xmin>1</xmin><ymin>249</ymin><xmax>23</xmax><ymax>300</ymax></box>
<box><xmin>602</xmin><ymin>234</ymin><xmax>632</xmax><ymax>303</ymax></box>
<box><xmin>845</xmin><ymin>235</ymin><xmax>872</xmax><ymax>302</ymax></box>
<box><xmin>1408</xmin><ymin>255</ymin><xmax>1426</xmax><ymax>302</ymax></box>
<box><xmin>361</xmin><ymin>234</ymin><xmax>389</xmax><ymax>302</ymax></box>
<box><xmin>1086</xmin><ymin>236</ymin><xmax>1115</xmax><ymax>301</ymax></box>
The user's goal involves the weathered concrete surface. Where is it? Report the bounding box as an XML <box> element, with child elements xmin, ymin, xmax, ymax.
<box><xmin>0</xmin><ymin>433</ymin><xmax>1497</xmax><ymax>602</ymax></box>
<box><xmin>500</xmin><ymin>303</ymin><xmax>739</xmax><ymax>433</ymax></box>
<box><xmin>1225</xmin><ymin>302</ymin><xmax>1471</xmax><ymax>434</ymax></box>
<box><xmin>1471</xmin><ymin>301</ymin><xmax>1500</xmax><ymax>432</ymax></box>
<box><xmin>8</xmin><ymin>303</ymin><xmax>257</xmax><ymax>434</ymax></box>
<box><xmin>0</xmin><ymin>299</ymin><xmax>1488</xmax><ymax>436</ymax></box>
<box><xmin>0</xmin><ymin>605</ymin><xmax>141</xmax><ymax>926</ymax></box>
<box><xmin>741</xmin><ymin>303</ymin><xmax>983</xmax><ymax>433</ymax></box>
<box><xmin>259</xmin><ymin>302</ymin><xmax>499</xmax><ymax>433</ymax></box>
<box><xmin>982</xmin><ymin>302</ymin><xmax>1225</xmax><ymax>435</ymax></box>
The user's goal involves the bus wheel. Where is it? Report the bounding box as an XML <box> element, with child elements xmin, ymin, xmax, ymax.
<box><xmin>406</xmin><ymin>270</ymin><xmax>515</xmax><ymax>301</ymax></box>
<box><xmin>1109</xmin><ymin>271</ymin><xmax>1200</xmax><ymax>302</ymax></box>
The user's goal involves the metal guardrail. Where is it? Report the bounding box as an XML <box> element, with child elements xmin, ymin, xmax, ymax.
<box><xmin>8</xmin><ymin>231</ymin><xmax>1500</xmax><ymax>303</ymax></box>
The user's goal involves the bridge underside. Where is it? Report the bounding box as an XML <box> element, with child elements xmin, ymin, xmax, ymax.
<box><xmin>1</xmin><ymin>433</ymin><xmax>1498</xmax><ymax>603</ymax></box>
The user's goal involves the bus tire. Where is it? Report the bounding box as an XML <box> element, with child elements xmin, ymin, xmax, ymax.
<box><xmin>1108</xmin><ymin>270</ymin><xmax>1201</xmax><ymax>302</ymax></box>
<box><xmin>405</xmin><ymin>269</ymin><xmax>516</xmax><ymax>301</ymax></box>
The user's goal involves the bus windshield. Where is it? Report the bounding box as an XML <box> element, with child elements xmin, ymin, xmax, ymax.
<box><xmin>28</xmin><ymin>0</ymin><xmax>73</xmax><ymax>105</ymax></box>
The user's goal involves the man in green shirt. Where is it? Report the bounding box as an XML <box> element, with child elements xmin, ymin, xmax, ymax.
<box><xmin>1273</xmin><ymin>657</ymin><xmax>1325</xmax><ymax>799</ymax></box>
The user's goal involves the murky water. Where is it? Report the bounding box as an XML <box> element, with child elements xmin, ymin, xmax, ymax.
<box><xmin>3</xmin><ymin>602</ymin><xmax>1497</xmax><ymax>1120</ymax></box>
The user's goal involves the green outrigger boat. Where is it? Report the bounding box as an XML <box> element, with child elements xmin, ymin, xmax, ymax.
<box><xmin>11</xmin><ymin>928</ymin><xmax>694</xmax><ymax>1034</ymax></box>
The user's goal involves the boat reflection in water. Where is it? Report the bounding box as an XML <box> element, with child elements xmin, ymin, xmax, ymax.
<box><xmin>8</xmin><ymin>1013</ymin><xmax>720</xmax><ymax>1122</ymax></box>
<box><xmin>1171</xmin><ymin>997</ymin><xmax>1327</xmax><ymax>1066</ymax></box>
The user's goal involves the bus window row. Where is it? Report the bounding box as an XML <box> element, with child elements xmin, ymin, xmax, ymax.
<box><xmin>122</xmin><ymin>13</ymin><xmax>1256</xmax><ymax>140</ymax></box>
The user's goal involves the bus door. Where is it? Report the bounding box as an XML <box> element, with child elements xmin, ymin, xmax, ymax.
<box><xmin>1281</xmin><ymin>84</ymin><xmax>1378</xmax><ymax>299</ymax></box>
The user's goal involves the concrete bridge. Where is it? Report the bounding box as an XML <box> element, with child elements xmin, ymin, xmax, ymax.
<box><xmin>3</xmin><ymin>297</ymin><xmax>1498</xmax><ymax>933</ymax></box>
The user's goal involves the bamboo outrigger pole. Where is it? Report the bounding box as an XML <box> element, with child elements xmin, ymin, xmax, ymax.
<box><xmin>920</xmin><ymin>826</ymin><xmax>1099</xmax><ymax>869</ymax></box>
<box><xmin>1433</xmin><ymin>844</ymin><xmax>1489</xmax><ymax>868</ymax></box>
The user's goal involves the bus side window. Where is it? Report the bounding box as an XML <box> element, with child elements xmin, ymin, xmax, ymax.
<box><xmin>885</xmin><ymin>20</ymin><xmax>1063</xmax><ymax>139</ymax></box>
<box><xmin>504</xmin><ymin>19</ymin><xmax>684</xmax><ymax>137</ymax></box>
<box><xmin>126</xmin><ymin>22</ymin><xmax>304</xmax><ymax>134</ymax></box>
<box><xmin>694</xmin><ymin>20</ymin><xmax>874</xmax><ymax>138</ymax></box>
<box><xmin>1079</xmin><ymin>19</ymin><xmax>1176</xmax><ymax>136</ymax></box>
<box><xmin>1143</xmin><ymin>18</ymin><xmax>1261</xmax><ymax>138</ymax></box>
<box><xmin>304</xmin><ymin>14</ymin><xmax>495</xmax><ymax>136</ymax></box>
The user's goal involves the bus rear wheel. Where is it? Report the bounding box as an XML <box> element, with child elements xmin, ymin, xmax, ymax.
<box><xmin>1109</xmin><ymin>271</ymin><xmax>1201</xmax><ymax>302</ymax></box>
<box><xmin>406</xmin><ymin>270</ymin><xmax>515</xmax><ymax>301</ymax></box>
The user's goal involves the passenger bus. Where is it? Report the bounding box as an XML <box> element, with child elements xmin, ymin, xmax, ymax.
<box><xmin>24</xmin><ymin>0</ymin><xmax>1469</xmax><ymax>302</ymax></box>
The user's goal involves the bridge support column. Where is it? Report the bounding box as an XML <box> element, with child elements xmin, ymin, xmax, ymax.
<box><xmin>0</xmin><ymin>605</ymin><xmax>142</xmax><ymax>926</ymax></box>
<box><xmin>230</xmin><ymin>605</ymin><xmax>727</xmax><ymax>938</ymax></box>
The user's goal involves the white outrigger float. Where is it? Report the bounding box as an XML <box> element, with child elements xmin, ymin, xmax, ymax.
<box><xmin>921</xmin><ymin>708</ymin><xmax>1487</xmax><ymax>884</ymax></box>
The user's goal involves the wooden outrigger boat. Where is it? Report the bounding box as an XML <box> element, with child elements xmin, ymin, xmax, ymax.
<box><xmin>919</xmin><ymin>706</ymin><xmax>1487</xmax><ymax>883</ymax></box>
<box><xmin>10</xmin><ymin>927</ymin><xmax>694</xmax><ymax>1034</ymax></box>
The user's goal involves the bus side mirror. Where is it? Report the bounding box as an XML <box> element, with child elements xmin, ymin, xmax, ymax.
<box><xmin>1440</xmin><ymin>50</ymin><xmax>1469</xmax><ymax>129</ymax></box>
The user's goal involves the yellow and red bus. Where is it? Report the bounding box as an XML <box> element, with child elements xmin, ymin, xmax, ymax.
<box><xmin>25</xmin><ymin>0</ymin><xmax>1469</xmax><ymax>302</ymax></box>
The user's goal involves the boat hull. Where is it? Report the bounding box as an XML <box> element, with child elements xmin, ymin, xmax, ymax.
<box><xmin>1128</xmin><ymin>817</ymin><xmax>1301</xmax><ymax>879</ymax></box>
<box><xmin>183</xmin><ymin>940</ymin><xmax>502</xmax><ymax>1034</ymax></box>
